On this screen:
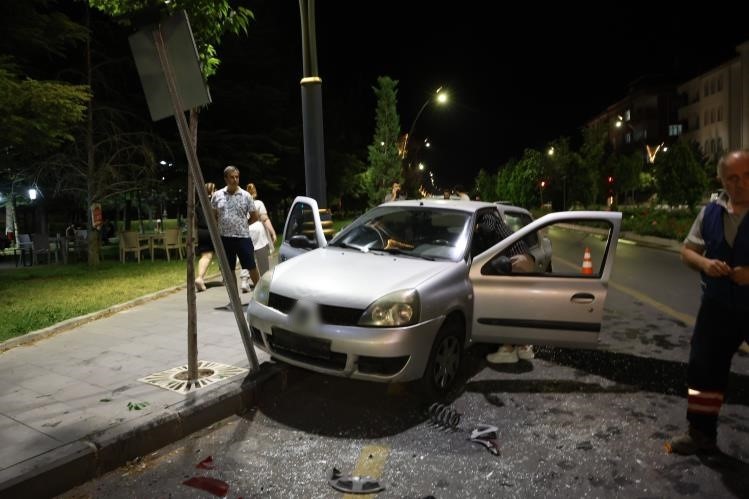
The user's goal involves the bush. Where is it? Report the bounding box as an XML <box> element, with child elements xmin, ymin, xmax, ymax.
<box><xmin>620</xmin><ymin>207</ymin><xmax>698</xmax><ymax>240</ymax></box>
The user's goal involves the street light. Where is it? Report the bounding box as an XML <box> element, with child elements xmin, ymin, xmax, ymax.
<box><xmin>402</xmin><ymin>86</ymin><xmax>448</xmax><ymax>159</ymax></box>
<box><xmin>539</xmin><ymin>180</ymin><xmax>546</xmax><ymax>207</ymax></box>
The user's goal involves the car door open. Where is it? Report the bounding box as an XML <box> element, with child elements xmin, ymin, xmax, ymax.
<box><xmin>469</xmin><ymin>211</ymin><xmax>622</xmax><ymax>349</ymax></box>
<box><xmin>279</xmin><ymin>196</ymin><xmax>328</xmax><ymax>263</ymax></box>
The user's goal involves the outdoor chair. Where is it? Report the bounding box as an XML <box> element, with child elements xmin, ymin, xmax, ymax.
<box><xmin>119</xmin><ymin>231</ymin><xmax>149</xmax><ymax>263</ymax></box>
<box><xmin>17</xmin><ymin>234</ymin><xmax>34</xmax><ymax>266</ymax></box>
<box><xmin>31</xmin><ymin>233</ymin><xmax>53</xmax><ymax>264</ymax></box>
<box><xmin>153</xmin><ymin>228</ymin><xmax>184</xmax><ymax>261</ymax></box>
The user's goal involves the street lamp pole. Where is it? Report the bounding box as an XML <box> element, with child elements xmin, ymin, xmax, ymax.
<box><xmin>299</xmin><ymin>0</ymin><xmax>327</xmax><ymax>208</ymax></box>
<box><xmin>403</xmin><ymin>86</ymin><xmax>446</xmax><ymax>160</ymax></box>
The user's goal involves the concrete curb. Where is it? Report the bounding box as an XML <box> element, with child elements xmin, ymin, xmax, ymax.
<box><xmin>0</xmin><ymin>362</ymin><xmax>286</xmax><ymax>498</ymax></box>
<box><xmin>620</xmin><ymin>232</ymin><xmax>682</xmax><ymax>253</ymax></box>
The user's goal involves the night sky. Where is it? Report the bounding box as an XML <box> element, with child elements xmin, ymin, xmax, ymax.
<box><xmin>212</xmin><ymin>1</ymin><xmax>749</xmax><ymax>189</ymax></box>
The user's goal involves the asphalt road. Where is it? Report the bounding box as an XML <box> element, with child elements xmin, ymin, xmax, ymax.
<box><xmin>63</xmin><ymin>243</ymin><xmax>749</xmax><ymax>498</ymax></box>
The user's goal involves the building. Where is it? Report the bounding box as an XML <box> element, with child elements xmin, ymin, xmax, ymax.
<box><xmin>587</xmin><ymin>75</ymin><xmax>678</xmax><ymax>163</ymax></box>
<box><xmin>677</xmin><ymin>41</ymin><xmax>749</xmax><ymax>160</ymax></box>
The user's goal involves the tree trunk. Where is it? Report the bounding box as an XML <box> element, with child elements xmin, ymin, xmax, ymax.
<box><xmin>186</xmin><ymin>108</ymin><xmax>199</xmax><ymax>380</ymax></box>
<box><xmin>84</xmin><ymin>4</ymin><xmax>100</xmax><ymax>266</ymax></box>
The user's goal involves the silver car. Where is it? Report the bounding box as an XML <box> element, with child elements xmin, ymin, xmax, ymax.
<box><xmin>248</xmin><ymin>197</ymin><xmax>621</xmax><ymax>396</ymax></box>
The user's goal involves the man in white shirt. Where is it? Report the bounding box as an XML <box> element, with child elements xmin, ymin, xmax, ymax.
<box><xmin>211</xmin><ymin>165</ymin><xmax>260</xmax><ymax>292</ymax></box>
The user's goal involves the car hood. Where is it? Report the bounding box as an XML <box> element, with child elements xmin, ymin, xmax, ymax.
<box><xmin>270</xmin><ymin>248</ymin><xmax>455</xmax><ymax>308</ymax></box>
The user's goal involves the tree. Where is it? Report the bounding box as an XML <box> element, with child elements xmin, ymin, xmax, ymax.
<box><xmin>0</xmin><ymin>0</ymin><xmax>90</xmax><ymax>237</ymax></box>
<box><xmin>363</xmin><ymin>76</ymin><xmax>402</xmax><ymax>206</ymax></box>
<box><xmin>474</xmin><ymin>168</ymin><xmax>497</xmax><ymax>202</ymax></box>
<box><xmin>499</xmin><ymin>149</ymin><xmax>543</xmax><ymax>208</ymax></box>
<box><xmin>576</xmin><ymin>123</ymin><xmax>608</xmax><ymax>206</ymax></box>
<box><xmin>653</xmin><ymin>138</ymin><xmax>707</xmax><ymax>208</ymax></box>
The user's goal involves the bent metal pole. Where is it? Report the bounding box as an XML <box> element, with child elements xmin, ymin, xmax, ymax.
<box><xmin>153</xmin><ymin>27</ymin><xmax>259</xmax><ymax>372</ymax></box>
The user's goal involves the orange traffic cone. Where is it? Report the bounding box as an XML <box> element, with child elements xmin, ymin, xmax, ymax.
<box><xmin>581</xmin><ymin>247</ymin><xmax>593</xmax><ymax>275</ymax></box>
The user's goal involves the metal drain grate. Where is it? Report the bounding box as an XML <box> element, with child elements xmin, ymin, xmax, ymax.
<box><xmin>138</xmin><ymin>360</ymin><xmax>248</xmax><ymax>394</ymax></box>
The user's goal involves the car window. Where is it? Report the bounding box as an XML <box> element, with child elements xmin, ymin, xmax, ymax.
<box><xmin>502</xmin><ymin>210</ymin><xmax>539</xmax><ymax>247</ymax></box>
<box><xmin>483</xmin><ymin>218</ymin><xmax>614</xmax><ymax>276</ymax></box>
<box><xmin>329</xmin><ymin>206</ymin><xmax>472</xmax><ymax>261</ymax></box>
<box><xmin>284</xmin><ymin>202</ymin><xmax>318</xmax><ymax>244</ymax></box>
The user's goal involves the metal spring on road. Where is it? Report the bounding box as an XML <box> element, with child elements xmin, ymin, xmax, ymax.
<box><xmin>428</xmin><ymin>402</ymin><xmax>461</xmax><ymax>429</ymax></box>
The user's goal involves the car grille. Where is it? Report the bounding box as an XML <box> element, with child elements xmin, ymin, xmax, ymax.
<box><xmin>268</xmin><ymin>293</ymin><xmax>296</xmax><ymax>313</ymax></box>
<box><xmin>269</xmin><ymin>327</ymin><xmax>347</xmax><ymax>370</ymax></box>
<box><xmin>269</xmin><ymin>293</ymin><xmax>364</xmax><ymax>326</ymax></box>
<box><xmin>319</xmin><ymin>304</ymin><xmax>363</xmax><ymax>326</ymax></box>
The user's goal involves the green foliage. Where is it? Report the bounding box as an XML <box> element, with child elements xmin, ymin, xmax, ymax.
<box><xmin>0</xmin><ymin>259</ymin><xmax>202</xmax><ymax>341</ymax></box>
<box><xmin>505</xmin><ymin>148</ymin><xmax>543</xmax><ymax>207</ymax></box>
<box><xmin>0</xmin><ymin>64</ymin><xmax>89</xmax><ymax>153</ymax></box>
<box><xmin>363</xmin><ymin>76</ymin><xmax>402</xmax><ymax>206</ymax></box>
<box><xmin>0</xmin><ymin>1</ymin><xmax>90</xmax><ymax>163</ymax></box>
<box><xmin>576</xmin><ymin>123</ymin><xmax>607</xmax><ymax>205</ymax></box>
<box><xmin>654</xmin><ymin>138</ymin><xmax>708</xmax><ymax>208</ymax></box>
<box><xmin>620</xmin><ymin>206</ymin><xmax>698</xmax><ymax>240</ymax></box>
<box><xmin>88</xmin><ymin>0</ymin><xmax>254</xmax><ymax>80</ymax></box>
<box><xmin>474</xmin><ymin>168</ymin><xmax>496</xmax><ymax>202</ymax></box>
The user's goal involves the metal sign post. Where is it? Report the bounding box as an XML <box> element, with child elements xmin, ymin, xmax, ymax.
<box><xmin>129</xmin><ymin>11</ymin><xmax>258</xmax><ymax>375</ymax></box>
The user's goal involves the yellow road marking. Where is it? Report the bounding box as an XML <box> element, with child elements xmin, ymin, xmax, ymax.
<box><xmin>343</xmin><ymin>445</ymin><xmax>389</xmax><ymax>499</ymax></box>
<box><xmin>555</xmin><ymin>255</ymin><xmax>696</xmax><ymax>327</ymax></box>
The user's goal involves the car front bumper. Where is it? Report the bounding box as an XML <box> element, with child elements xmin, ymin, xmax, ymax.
<box><xmin>247</xmin><ymin>300</ymin><xmax>443</xmax><ymax>383</ymax></box>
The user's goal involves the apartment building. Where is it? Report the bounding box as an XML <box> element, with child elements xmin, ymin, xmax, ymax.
<box><xmin>678</xmin><ymin>41</ymin><xmax>749</xmax><ymax>159</ymax></box>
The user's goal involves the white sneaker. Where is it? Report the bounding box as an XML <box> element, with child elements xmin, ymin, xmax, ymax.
<box><xmin>240</xmin><ymin>269</ymin><xmax>250</xmax><ymax>293</ymax></box>
<box><xmin>486</xmin><ymin>346</ymin><xmax>518</xmax><ymax>364</ymax></box>
<box><xmin>517</xmin><ymin>345</ymin><xmax>535</xmax><ymax>360</ymax></box>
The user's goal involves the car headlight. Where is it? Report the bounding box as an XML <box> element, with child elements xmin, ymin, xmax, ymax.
<box><xmin>358</xmin><ymin>289</ymin><xmax>420</xmax><ymax>327</ymax></box>
<box><xmin>253</xmin><ymin>268</ymin><xmax>274</xmax><ymax>305</ymax></box>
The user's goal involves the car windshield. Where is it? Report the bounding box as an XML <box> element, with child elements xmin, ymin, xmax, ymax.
<box><xmin>329</xmin><ymin>206</ymin><xmax>472</xmax><ymax>261</ymax></box>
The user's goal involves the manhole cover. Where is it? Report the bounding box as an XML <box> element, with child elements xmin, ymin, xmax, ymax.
<box><xmin>138</xmin><ymin>360</ymin><xmax>248</xmax><ymax>394</ymax></box>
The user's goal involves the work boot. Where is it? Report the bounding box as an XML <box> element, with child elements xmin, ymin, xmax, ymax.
<box><xmin>666</xmin><ymin>427</ymin><xmax>717</xmax><ymax>455</ymax></box>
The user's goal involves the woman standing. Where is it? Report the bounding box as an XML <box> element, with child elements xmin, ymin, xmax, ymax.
<box><xmin>194</xmin><ymin>182</ymin><xmax>216</xmax><ymax>292</ymax></box>
<box><xmin>246</xmin><ymin>182</ymin><xmax>277</xmax><ymax>276</ymax></box>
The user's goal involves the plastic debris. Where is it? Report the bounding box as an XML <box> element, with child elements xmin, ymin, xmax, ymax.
<box><xmin>328</xmin><ymin>467</ymin><xmax>385</xmax><ymax>494</ymax></box>
<box><xmin>182</xmin><ymin>476</ymin><xmax>229</xmax><ymax>497</ymax></box>
<box><xmin>469</xmin><ymin>424</ymin><xmax>500</xmax><ymax>456</ymax></box>
<box><xmin>196</xmin><ymin>456</ymin><xmax>215</xmax><ymax>469</ymax></box>
<box><xmin>428</xmin><ymin>402</ymin><xmax>461</xmax><ymax>429</ymax></box>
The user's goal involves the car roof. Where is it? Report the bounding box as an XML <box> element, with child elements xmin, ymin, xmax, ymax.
<box><xmin>382</xmin><ymin>199</ymin><xmax>497</xmax><ymax>213</ymax></box>
<box><xmin>494</xmin><ymin>202</ymin><xmax>532</xmax><ymax>217</ymax></box>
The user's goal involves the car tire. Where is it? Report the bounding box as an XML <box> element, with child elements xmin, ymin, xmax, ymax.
<box><xmin>419</xmin><ymin>317</ymin><xmax>463</xmax><ymax>399</ymax></box>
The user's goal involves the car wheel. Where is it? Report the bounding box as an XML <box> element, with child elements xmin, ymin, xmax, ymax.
<box><xmin>420</xmin><ymin>318</ymin><xmax>463</xmax><ymax>399</ymax></box>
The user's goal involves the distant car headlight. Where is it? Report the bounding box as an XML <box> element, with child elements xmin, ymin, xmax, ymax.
<box><xmin>253</xmin><ymin>269</ymin><xmax>274</xmax><ymax>305</ymax></box>
<box><xmin>359</xmin><ymin>289</ymin><xmax>420</xmax><ymax>327</ymax></box>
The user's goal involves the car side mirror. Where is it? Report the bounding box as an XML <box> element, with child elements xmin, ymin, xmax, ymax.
<box><xmin>491</xmin><ymin>255</ymin><xmax>512</xmax><ymax>274</ymax></box>
<box><xmin>288</xmin><ymin>234</ymin><xmax>317</xmax><ymax>249</ymax></box>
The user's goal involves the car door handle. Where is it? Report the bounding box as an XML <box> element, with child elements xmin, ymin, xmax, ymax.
<box><xmin>570</xmin><ymin>293</ymin><xmax>595</xmax><ymax>304</ymax></box>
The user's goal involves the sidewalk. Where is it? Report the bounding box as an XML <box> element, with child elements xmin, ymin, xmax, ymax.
<box><xmin>0</xmin><ymin>276</ymin><xmax>280</xmax><ymax>498</ymax></box>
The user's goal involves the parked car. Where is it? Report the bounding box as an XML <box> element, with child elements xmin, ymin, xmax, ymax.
<box><xmin>494</xmin><ymin>202</ymin><xmax>552</xmax><ymax>272</ymax></box>
<box><xmin>248</xmin><ymin>197</ymin><xmax>621</xmax><ymax>396</ymax></box>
